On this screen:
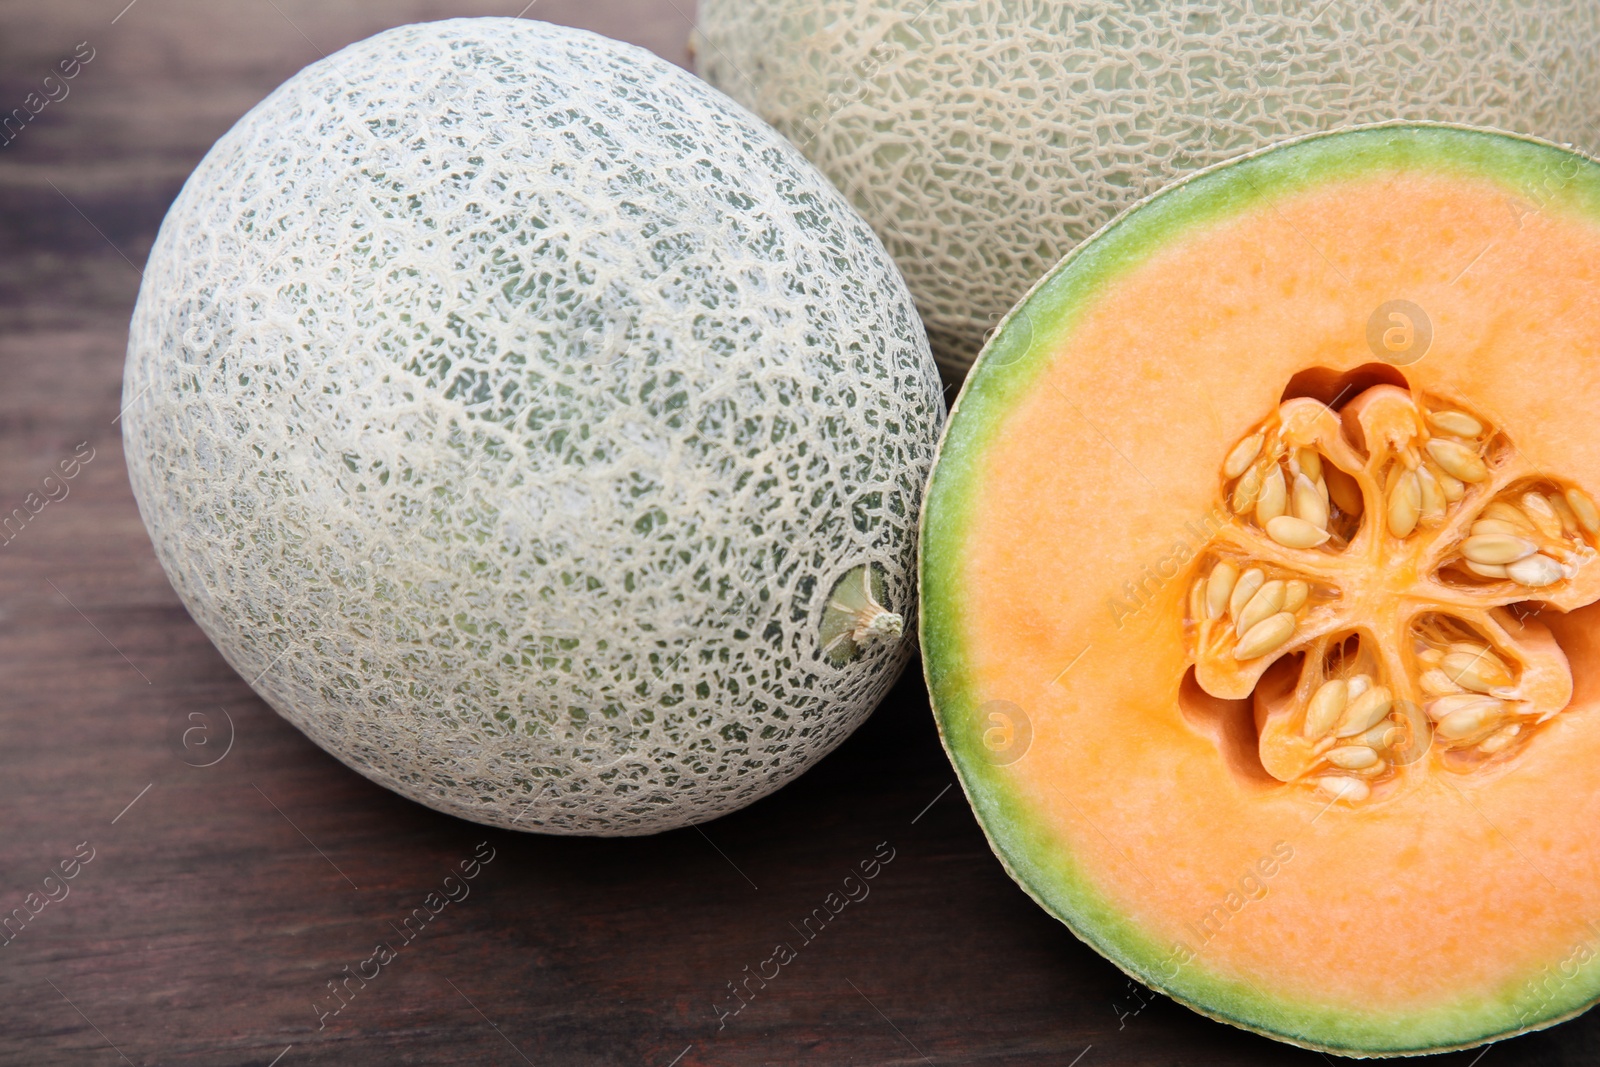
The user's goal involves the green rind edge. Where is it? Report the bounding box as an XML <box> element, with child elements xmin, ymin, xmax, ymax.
<box><xmin>918</xmin><ymin>122</ymin><xmax>1600</xmax><ymax>1056</ymax></box>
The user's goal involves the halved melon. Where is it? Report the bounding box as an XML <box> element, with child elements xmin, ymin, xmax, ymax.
<box><xmin>921</xmin><ymin>124</ymin><xmax>1600</xmax><ymax>1054</ymax></box>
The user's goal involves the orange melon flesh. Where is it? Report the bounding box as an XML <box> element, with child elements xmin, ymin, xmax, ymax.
<box><xmin>921</xmin><ymin>125</ymin><xmax>1600</xmax><ymax>1054</ymax></box>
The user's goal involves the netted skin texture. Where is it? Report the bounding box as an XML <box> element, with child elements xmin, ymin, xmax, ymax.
<box><xmin>695</xmin><ymin>0</ymin><xmax>1600</xmax><ymax>375</ymax></box>
<box><xmin>122</xmin><ymin>18</ymin><xmax>943</xmax><ymax>836</ymax></box>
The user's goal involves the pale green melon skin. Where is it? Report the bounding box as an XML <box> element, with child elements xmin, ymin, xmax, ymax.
<box><xmin>920</xmin><ymin>124</ymin><xmax>1600</xmax><ymax>1055</ymax></box>
<box><xmin>696</xmin><ymin>0</ymin><xmax>1600</xmax><ymax>377</ymax></box>
<box><xmin>122</xmin><ymin>18</ymin><xmax>944</xmax><ymax>836</ymax></box>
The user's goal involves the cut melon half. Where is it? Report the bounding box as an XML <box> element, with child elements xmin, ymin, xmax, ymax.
<box><xmin>921</xmin><ymin>124</ymin><xmax>1600</xmax><ymax>1054</ymax></box>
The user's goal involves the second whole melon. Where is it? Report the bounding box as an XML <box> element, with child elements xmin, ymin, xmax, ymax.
<box><xmin>695</xmin><ymin>0</ymin><xmax>1600</xmax><ymax>377</ymax></box>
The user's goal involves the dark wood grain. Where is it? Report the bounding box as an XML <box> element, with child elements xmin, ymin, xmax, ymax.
<box><xmin>3</xmin><ymin>3</ymin><xmax>1598</xmax><ymax>1064</ymax></box>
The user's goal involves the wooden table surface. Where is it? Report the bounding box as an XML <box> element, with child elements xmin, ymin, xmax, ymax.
<box><xmin>3</xmin><ymin>2</ymin><xmax>1598</xmax><ymax>1064</ymax></box>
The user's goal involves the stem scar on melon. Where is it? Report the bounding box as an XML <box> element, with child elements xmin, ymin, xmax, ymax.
<box><xmin>820</xmin><ymin>563</ymin><xmax>903</xmax><ymax>667</ymax></box>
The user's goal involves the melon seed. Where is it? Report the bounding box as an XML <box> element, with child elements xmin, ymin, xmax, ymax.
<box><xmin>1566</xmin><ymin>487</ymin><xmax>1600</xmax><ymax>532</ymax></box>
<box><xmin>1188</xmin><ymin>579</ymin><xmax>1206</xmax><ymax>621</ymax></box>
<box><xmin>1426</xmin><ymin>692</ymin><xmax>1502</xmax><ymax>723</ymax></box>
<box><xmin>1387</xmin><ymin>470</ymin><xmax>1422</xmax><ymax>538</ymax></box>
<box><xmin>1327</xmin><ymin>745</ymin><xmax>1380</xmax><ymax>770</ymax></box>
<box><xmin>1431</xmin><ymin>463</ymin><xmax>1466</xmax><ymax>502</ymax></box>
<box><xmin>1324</xmin><ymin>465</ymin><xmax>1364</xmax><ymax>516</ymax></box>
<box><xmin>1292</xmin><ymin>473</ymin><xmax>1329</xmax><ymax>530</ymax></box>
<box><xmin>1266</xmin><ymin>515</ymin><xmax>1331</xmax><ymax>549</ymax></box>
<box><xmin>1437</xmin><ymin>700</ymin><xmax>1504</xmax><ymax>740</ymax></box>
<box><xmin>1347</xmin><ymin>673</ymin><xmax>1373</xmax><ymax>701</ymax></box>
<box><xmin>1231</xmin><ymin>464</ymin><xmax>1264</xmax><ymax>512</ymax></box>
<box><xmin>1471</xmin><ymin>519</ymin><xmax>1528</xmax><ymax>537</ymax></box>
<box><xmin>1282</xmin><ymin>579</ymin><xmax>1309</xmax><ymax>613</ymax></box>
<box><xmin>1549</xmin><ymin>492</ymin><xmax>1581</xmax><ymax>535</ymax></box>
<box><xmin>1336</xmin><ymin>685</ymin><xmax>1393</xmax><ymax>737</ymax></box>
<box><xmin>1316</xmin><ymin>776</ymin><xmax>1370</xmax><ymax>803</ymax></box>
<box><xmin>1256</xmin><ymin>466</ymin><xmax>1288</xmax><ymax>524</ymax></box>
<box><xmin>1426</xmin><ymin>438</ymin><xmax>1489</xmax><ymax>483</ymax></box>
<box><xmin>1228</xmin><ymin>567</ymin><xmax>1265</xmax><ymax>621</ymax></box>
<box><xmin>1420</xmin><ymin>668</ymin><xmax>1463</xmax><ymax>696</ymax></box>
<box><xmin>1427</xmin><ymin>410</ymin><xmax>1483</xmax><ymax>437</ymax></box>
<box><xmin>1464</xmin><ymin>560</ymin><xmax>1510</xmax><ymax>579</ymax></box>
<box><xmin>1205</xmin><ymin>560</ymin><xmax>1239</xmax><ymax>620</ymax></box>
<box><xmin>1521</xmin><ymin>492</ymin><xmax>1563</xmax><ymax>539</ymax></box>
<box><xmin>1296</xmin><ymin>447</ymin><xmax>1323</xmax><ymax>482</ymax></box>
<box><xmin>1303</xmin><ymin>678</ymin><xmax>1348</xmax><ymax>738</ymax></box>
<box><xmin>1462</xmin><ymin>534</ymin><xmax>1539</xmax><ymax>566</ymax></box>
<box><xmin>1478</xmin><ymin>723</ymin><xmax>1522</xmax><ymax>755</ymax></box>
<box><xmin>1507</xmin><ymin>553</ymin><xmax>1564</xmax><ymax>587</ymax></box>
<box><xmin>1233</xmin><ymin>612</ymin><xmax>1297</xmax><ymax>660</ymax></box>
<box><xmin>1416</xmin><ymin>466</ymin><xmax>1446</xmax><ymax>524</ymax></box>
<box><xmin>1223</xmin><ymin>433</ymin><xmax>1264</xmax><ymax>479</ymax></box>
<box><xmin>1360</xmin><ymin>722</ymin><xmax>1400</xmax><ymax>749</ymax></box>
<box><xmin>1236</xmin><ymin>580</ymin><xmax>1287</xmax><ymax>637</ymax></box>
<box><xmin>1441</xmin><ymin>650</ymin><xmax>1512</xmax><ymax>692</ymax></box>
<box><xmin>1482</xmin><ymin>501</ymin><xmax>1535</xmax><ymax>529</ymax></box>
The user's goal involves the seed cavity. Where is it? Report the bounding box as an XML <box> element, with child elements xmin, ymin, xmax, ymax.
<box><xmin>1195</xmin><ymin>388</ymin><xmax>1595</xmax><ymax>803</ymax></box>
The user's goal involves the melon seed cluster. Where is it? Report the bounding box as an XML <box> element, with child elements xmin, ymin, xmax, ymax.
<box><xmin>1184</xmin><ymin>385</ymin><xmax>1600</xmax><ymax>804</ymax></box>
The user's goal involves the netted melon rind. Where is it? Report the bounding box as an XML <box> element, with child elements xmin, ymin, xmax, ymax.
<box><xmin>122</xmin><ymin>18</ymin><xmax>943</xmax><ymax>835</ymax></box>
<box><xmin>695</xmin><ymin>0</ymin><xmax>1600</xmax><ymax>373</ymax></box>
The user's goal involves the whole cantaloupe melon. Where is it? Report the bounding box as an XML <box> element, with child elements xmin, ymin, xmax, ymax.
<box><xmin>695</xmin><ymin>0</ymin><xmax>1600</xmax><ymax>377</ymax></box>
<box><xmin>122</xmin><ymin>18</ymin><xmax>943</xmax><ymax>835</ymax></box>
